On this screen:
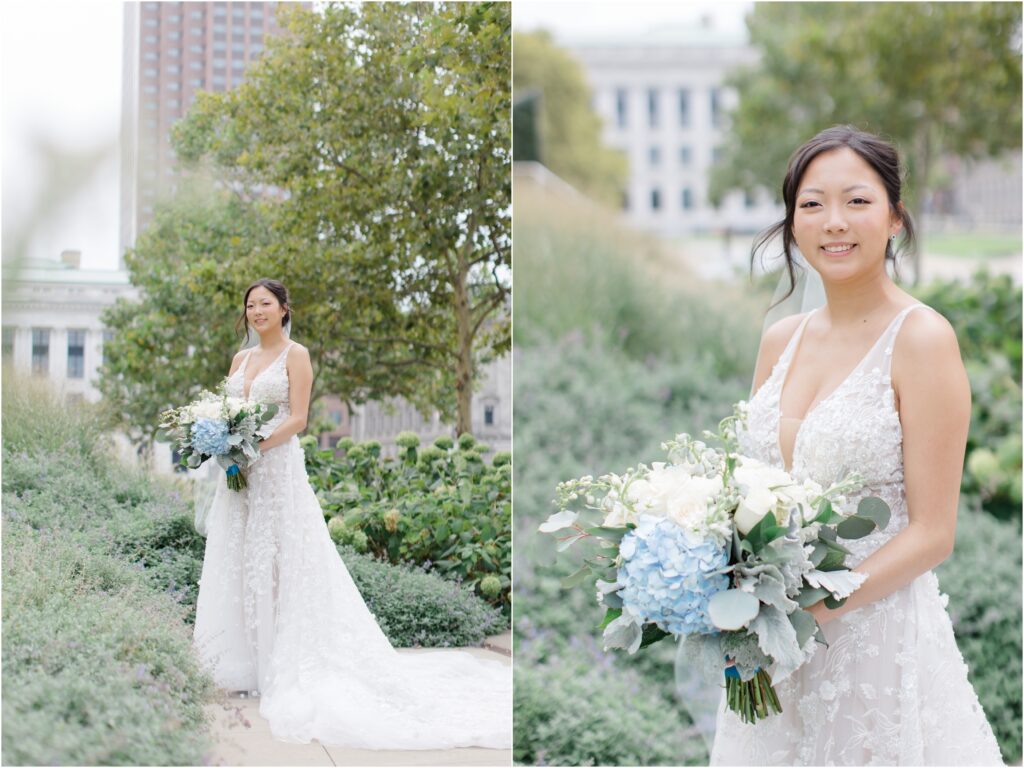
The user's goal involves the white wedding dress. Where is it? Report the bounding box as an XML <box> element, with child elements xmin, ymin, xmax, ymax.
<box><xmin>193</xmin><ymin>341</ymin><xmax>511</xmax><ymax>749</ymax></box>
<box><xmin>711</xmin><ymin>304</ymin><xmax>1003</xmax><ymax>765</ymax></box>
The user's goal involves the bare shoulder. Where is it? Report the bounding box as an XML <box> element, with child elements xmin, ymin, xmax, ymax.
<box><xmin>759</xmin><ymin>312</ymin><xmax>809</xmax><ymax>366</ymax></box>
<box><xmin>228</xmin><ymin>348</ymin><xmax>248</xmax><ymax>376</ymax></box>
<box><xmin>286</xmin><ymin>342</ymin><xmax>312</xmax><ymax>365</ymax></box>
<box><xmin>751</xmin><ymin>312</ymin><xmax>808</xmax><ymax>395</ymax></box>
<box><xmin>894</xmin><ymin>305</ymin><xmax>962</xmax><ymax>365</ymax></box>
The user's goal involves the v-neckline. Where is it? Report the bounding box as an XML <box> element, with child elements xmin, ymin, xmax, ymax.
<box><xmin>241</xmin><ymin>343</ymin><xmax>291</xmax><ymax>400</ymax></box>
<box><xmin>775</xmin><ymin>304</ymin><xmax>918</xmax><ymax>472</ymax></box>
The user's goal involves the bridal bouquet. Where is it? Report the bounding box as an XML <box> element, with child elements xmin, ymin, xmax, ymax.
<box><xmin>539</xmin><ymin>403</ymin><xmax>890</xmax><ymax>724</ymax></box>
<box><xmin>157</xmin><ymin>383</ymin><xmax>278</xmax><ymax>491</ymax></box>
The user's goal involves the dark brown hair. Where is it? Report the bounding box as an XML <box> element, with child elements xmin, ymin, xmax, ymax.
<box><xmin>752</xmin><ymin>125</ymin><xmax>916</xmax><ymax>303</ymax></box>
<box><xmin>236</xmin><ymin>278</ymin><xmax>291</xmax><ymax>338</ymax></box>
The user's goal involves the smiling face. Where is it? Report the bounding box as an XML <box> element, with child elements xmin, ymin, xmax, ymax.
<box><xmin>792</xmin><ymin>147</ymin><xmax>903</xmax><ymax>285</ymax></box>
<box><xmin>245</xmin><ymin>285</ymin><xmax>287</xmax><ymax>334</ymax></box>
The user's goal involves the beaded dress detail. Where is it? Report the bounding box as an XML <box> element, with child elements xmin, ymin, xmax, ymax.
<box><xmin>192</xmin><ymin>342</ymin><xmax>511</xmax><ymax>749</ymax></box>
<box><xmin>710</xmin><ymin>305</ymin><xmax>1003</xmax><ymax>766</ymax></box>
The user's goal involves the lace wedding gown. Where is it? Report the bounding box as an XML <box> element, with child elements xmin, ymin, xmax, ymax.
<box><xmin>711</xmin><ymin>304</ymin><xmax>1003</xmax><ymax>766</ymax></box>
<box><xmin>193</xmin><ymin>341</ymin><xmax>511</xmax><ymax>749</ymax></box>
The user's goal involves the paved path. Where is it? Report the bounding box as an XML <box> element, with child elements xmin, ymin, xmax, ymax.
<box><xmin>202</xmin><ymin>633</ymin><xmax>512</xmax><ymax>767</ymax></box>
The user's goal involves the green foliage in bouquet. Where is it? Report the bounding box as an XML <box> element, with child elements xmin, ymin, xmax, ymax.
<box><xmin>304</xmin><ymin>433</ymin><xmax>511</xmax><ymax>613</ymax></box>
<box><xmin>913</xmin><ymin>271</ymin><xmax>1022</xmax><ymax>521</ymax></box>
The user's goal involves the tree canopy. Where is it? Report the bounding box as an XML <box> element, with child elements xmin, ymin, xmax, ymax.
<box><xmin>512</xmin><ymin>30</ymin><xmax>627</xmax><ymax>206</ymax></box>
<box><xmin>100</xmin><ymin>2</ymin><xmax>510</xmax><ymax>443</ymax></box>
<box><xmin>709</xmin><ymin>2</ymin><xmax>1022</xmax><ymax>281</ymax></box>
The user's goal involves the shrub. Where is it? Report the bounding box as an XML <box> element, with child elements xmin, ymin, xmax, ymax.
<box><xmin>339</xmin><ymin>545</ymin><xmax>505</xmax><ymax>648</ymax></box>
<box><xmin>914</xmin><ymin>271</ymin><xmax>1023</xmax><ymax>521</ymax></box>
<box><xmin>936</xmin><ymin>503</ymin><xmax>1022</xmax><ymax>762</ymax></box>
<box><xmin>2</xmin><ymin>526</ymin><xmax>214</xmax><ymax>766</ymax></box>
<box><xmin>514</xmin><ymin>647</ymin><xmax>707</xmax><ymax>766</ymax></box>
<box><xmin>308</xmin><ymin>436</ymin><xmax>512</xmax><ymax>613</ymax></box>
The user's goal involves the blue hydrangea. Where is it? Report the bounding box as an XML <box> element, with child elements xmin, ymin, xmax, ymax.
<box><xmin>617</xmin><ymin>515</ymin><xmax>730</xmax><ymax>636</ymax></box>
<box><xmin>190</xmin><ymin>418</ymin><xmax>231</xmax><ymax>456</ymax></box>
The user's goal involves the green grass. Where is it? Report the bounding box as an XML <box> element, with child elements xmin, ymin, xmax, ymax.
<box><xmin>923</xmin><ymin>231</ymin><xmax>1022</xmax><ymax>259</ymax></box>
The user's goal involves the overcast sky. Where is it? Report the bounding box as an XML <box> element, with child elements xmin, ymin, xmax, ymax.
<box><xmin>2</xmin><ymin>0</ymin><xmax>124</xmax><ymax>271</ymax></box>
<box><xmin>513</xmin><ymin>0</ymin><xmax>752</xmax><ymax>44</ymax></box>
<box><xmin>1</xmin><ymin>0</ymin><xmax>753</xmax><ymax>273</ymax></box>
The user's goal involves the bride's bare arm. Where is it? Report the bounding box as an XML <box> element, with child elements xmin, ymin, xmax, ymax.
<box><xmin>258</xmin><ymin>344</ymin><xmax>314</xmax><ymax>452</ymax></box>
<box><xmin>808</xmin><ymin>309</ymin><xmax>970</xmax><ymax>625</ymax></box>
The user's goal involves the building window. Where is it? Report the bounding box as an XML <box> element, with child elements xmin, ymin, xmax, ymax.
<box><xmin>251</xmin><ymin>8</ymin><xmax>264</xmax><ymax>20</ymax></box>
<box><xmin>213</xmin><ymin>58</ymin><xmax>226</xmax><ymax>70</ymax></box>
<box><xmin>678</xmin><ymin>88</ymin><xmax>690</xmax><ymax>127</ymax></box>
<box><xmin>212</xmin><ymin>74</ymin><xmax>226</xmax><ymax>87</ymax></box>
<box><xmin>230</xmin><ymin>74</ymin><xmax>244</xmax><ymax>87</ymax></box>
<box><xmin>144</xmin><ymin>101</ymin><xmax>157</xmax><ymax>111</ymax></box>
<box><xmin>213</xmin><ymin>4</ymin><xmax>227</xmax><ymax>18</ymax></box>
<box><xmin>679</xmin><ymin>145</ymin><xmax>692</xmax><ymax>166</ymax></box>
<box><xmin>167</xmin><ymin>47</ymin><xmax>181</xmax><ymax>58</ymax></box>
<box><xmin>167</xmin><ymin>98</ymin><xmax>180</xmax><ymax>108</ymax></box>
<box><xmin>710</xmin><ymin>87</ymin><xmax>724</xmax><ymax>129</ymax></box>
<box><xmin>231</xmin><ymin>58</ymin><xmax>245</xmax><ymax>71</ymax></box>
<box><xmin>190</xmin><ymin>77</ymin><xmax>203</xmax><ymax>87</ymax></box>
<box><xmin>166</xmin><ymin>63</ymin><xmax>180</xmax><ymax>74</ymax></box>
<box><xmin>615</xmin><ymin>88</ymin><xmax>627</xmax><ymax>129</ymax></box>
<box><xmin>231</xmin><ymin>41</ymin><xmax>245</xmax><ymax>53</ymax></box>
<box><xmin>143</xmin><ymin>67</ymin><xmax>158</xmax><ymax>77</ymax></box>
<box><xmin>213</xmin><ymin>40</ymin><xmax>227</xmax><ymax>51</ymax></box>
<box><xmin>647</xmin><ymin>88</ymin><xmax>659</xmax><ymax>128</ymax></box>
<box><xmin>143</xmin><ymin>18</ymin><xmax>158</xmax><ymax>28</ymax></box>
<box><xmin>232</xmin><ymin>6</ymin><xmax>245</xmax><ymax>19</ymax></box>
<box><xmin>167</xmin><ymin>13</ymin><xmax>181</xmax><ymax>23</ymax></box>
<box><xmin>189</xmin><ymin>60</ymin><xmax>202</xmax><ymax>70</ymax></box>
<box><xmin>167</xmin><ymin>30</ymin><xmax>180</xmax><ymax>40</ymax></box>
<box><xmin>32</xmin><ymin>328</ymin><xmax>50</xmax><ymax>374</ymax></box>
<box><xmin>744</xmin><ymin>189</ymin><xmax>757</xmax><ymax>209</ymax></box>
<box><xmin>67</xmin><ymin>329</ymin><xmax>86</xmax><ymax>379</ymax></box>
<box><xmin>250</xmin><ymin>42</ymin><xmax>264</xmax><ymax>54</ymax></box>
<box><xmin>143</xmin><ymin>51</ymin><xmax>158</xmax><ymax>60</ymax></box>
<box><xmin>484</xmin><ymin>404</ymin><xmax>495</xmax><ymax>426</ymax></box>
<box><xmin>650</xmin><ymin>188</ymin><xmax>661</xmax><ymax>211</ymax></box>
<box><xmin>190</xmin><ymin>10</ymin><xmax>203</xmax><ymax>20</ymax></box>
<box><xmin>143</xmin><ymin>84</ymin><xmax>157</xmax><ymax>94</ymax></box>
<box><xmin>712</xmin><ymin>146</ymin><xmax>724</xmax><ymax>165</ymax></box>
<box><xmin>144</xmin><ymin>34</ymin><xmax>157</xmax><ymax>43</ymax></box>
<box><xmin>189</xmin><ymin>25</ymin><xmax>203</xmax><ymax>36</ymax></box>
<box><xmin>2</xmin><ymin>326</ymin><xmax>13</xmax><ymax>360</ymax></box>
<box><xmin>189</xmin><ymin>44</ymin><xmax>204</xmax><ymax>53</ymax></box>
<box><xmin>681</xmin><ymin>187</ymin><xmax>694</xmax><ymax>210</ymax></box>
<box><xmin>648</xmin><ymin>145</ymin><xmax>660</xmax><ymax>166</ymax></box>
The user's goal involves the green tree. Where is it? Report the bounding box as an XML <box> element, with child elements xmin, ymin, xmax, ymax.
<box><xmin>103</xmin><ymin>2</ymin><xmax>510</xmax><ymax>443</ymax></box>
<box><xmin>710</xmin><ymin>2</ymin><xmax>1022</xmax><ymax>283</ymax></box>
<box><xmin>512</xmin><ymin>31</ymin><xmax>627</xmax><ymax>206</ymax></box>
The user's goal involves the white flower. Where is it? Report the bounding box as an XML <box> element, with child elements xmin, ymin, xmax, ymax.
<box><xmin>733</xmin><ymin>485</ymin><xmax>777</xmax><ymax>534</ymax></box>
<box><xmin>628</xmin><ymin>463</ymin><xmax>724</xmax><ymax>533</ymax></box>
<box><xmin>188</xmin><ymin>399</ymin><xmax>224</xmax><ymax>421</ymax></box>
<box><xmin>224</xmin><ymin>396</ymin><xmax>249</xmax><ymax>417</ymax></box>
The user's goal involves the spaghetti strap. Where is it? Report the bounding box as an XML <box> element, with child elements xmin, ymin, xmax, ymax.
<box><xmin>777</xmin><ymin>309</ymin><xmax>819</xmax><ymax>367</ymax></box>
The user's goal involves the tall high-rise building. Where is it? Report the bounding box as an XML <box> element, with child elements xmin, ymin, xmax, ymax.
<box><xmin>119</xmin><ymin>1</ymin><xmax>308</xmax><ymax>267</ymax></box>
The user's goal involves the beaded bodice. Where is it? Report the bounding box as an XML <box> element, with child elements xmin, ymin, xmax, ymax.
<box><xmin>226</xmin><ymin>342</ymin><xmax>293</xmax><ymax>433</ymax></box>
<box><xmin>737</xmin><ymin>304</ymin><xmax>930</xmax><ymax>564</ymax></box>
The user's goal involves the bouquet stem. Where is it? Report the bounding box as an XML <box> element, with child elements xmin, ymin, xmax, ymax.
<box><xmin>726</xmin><ymin>667</ymin><xmax>782</xmax><ymax>724</ymax></box>
<box><xmin>226</xmin><ymin>464</ymin><xmax>247</xmax><ymax>491</ymax></box>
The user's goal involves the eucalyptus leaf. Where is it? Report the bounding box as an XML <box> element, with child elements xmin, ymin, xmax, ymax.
<box><xmin>556</xmin><ymin>535</ymin><xmax>582</xmax><ymax>552</ymax></box>
<box><xmin>797</xmin><ymin>586</ymin><xmax>829</xmax><ymax>608</ymax></box>
<box><xmin>857</xmin><ymin>496</ymin><xmax>891</xmax><ymax>529</ymax></box>
<box><xmin>708</xmin><ymin>588</ymin><xmax>761</xmax><ymax>630</ymax></box>
<box><xmin>809</xmin><ymin>541</ymin><xmax>828</xmax><ymax>567</ymax></box>
<box><xmin>836</xmin><ymin>514</ymin><xmax>876</xmax><ymax>540</ymax></box>
<box><xmin>561</xmin><ymin>565</ymin><xmax>591</xmax><ymax>589</ymax></box>
<box><xmin>789</xmin><ymin>608</ymin><xmax>818</xmax><ymax>648</ymax></box>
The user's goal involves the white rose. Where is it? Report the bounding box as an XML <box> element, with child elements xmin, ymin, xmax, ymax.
<box><xmin>734</xmin><ymin>485</ymin><xmax>777</xmax><ymax>534</ymax></box>
<box><xmin>189</xmin><ymin>399</ymin><xmax>223</xmax><ymax>421</ymax></box>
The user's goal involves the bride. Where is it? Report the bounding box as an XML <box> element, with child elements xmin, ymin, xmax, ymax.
<box><xmin>192</xmin><ymin>278</ymin><xmax>511</xmax><ymax>749</ymax></box>
<box><xmin>710</xmin><ymin>126</ymin><xmax>1003</xmax><ymax>765</ymax></box>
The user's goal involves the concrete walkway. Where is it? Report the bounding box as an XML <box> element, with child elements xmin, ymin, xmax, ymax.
<box><xmin>202</xmin><ymin>632</ymin><xmax>512</xmax><ymax>767</ymax></box>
